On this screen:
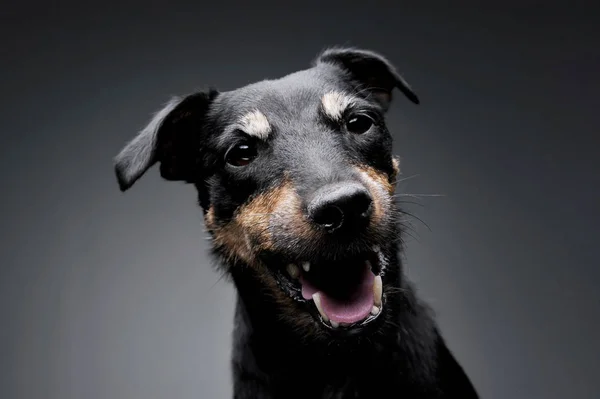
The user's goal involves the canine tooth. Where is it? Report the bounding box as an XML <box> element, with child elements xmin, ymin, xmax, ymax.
<box><xmin>373</xmin><ymin>275</ymin><xmax>382</xmax><ymax>307</ymax></box>
<box><xmin>287</xmin><ymin>264</ymin><xmax>300</xmax><ymax>279</ymax></box>
<box><xmin>312</xmin><ymin>293</ymin><xmax>329</xmax><ymax>322</ymax></box>
<box><xmin>371</xmin><ymin>306</ymin><xmax>380</xmax><ymax>316</ymax></box>
<box><xmin>302</xmin><ymin>262</ymin><xmax>310</xmax><ymax>272</ymax></box>
<box><xmin>330</xmin><ymin>320</ymin><xmax>339</xmax><ymax>328</ymax></box>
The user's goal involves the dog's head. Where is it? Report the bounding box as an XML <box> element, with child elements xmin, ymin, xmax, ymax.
<box><xmin>115</xmin><ymin>47</ymin><xmax>419</xmax><ymax>340</ymax></box>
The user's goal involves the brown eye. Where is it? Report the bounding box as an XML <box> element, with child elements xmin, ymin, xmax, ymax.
<box><xmin>345</xmin><ymin>114</ymin><xmax>374</xmax><ymax>134</ymax></box>
<box><xmin>225</xmin><ymin>142</ymin><xmax>258</xmax><ymax>167</ymax></box>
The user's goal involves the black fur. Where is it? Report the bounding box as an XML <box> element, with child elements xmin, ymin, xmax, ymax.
<box><xmin>114</xmin><ymin>47</ymin><xmax>479</xmax><ymax>398</ymax></box>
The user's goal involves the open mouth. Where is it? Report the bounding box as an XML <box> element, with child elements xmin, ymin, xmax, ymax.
<box><xmin>270</xmin><ymin>247</ymin><xmax>387</xmax><ymax>331</ymax></box>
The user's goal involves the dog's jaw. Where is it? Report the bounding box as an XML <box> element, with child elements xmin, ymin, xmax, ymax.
<box><xmin>229</xmin><ymin>246</ymin><xmax>444</xmax><ymax>398</ymax></box>
<box><xmin>223</xmin><ymin>238</ymin><xmax>408</xmax><ymax>345</ymax></box>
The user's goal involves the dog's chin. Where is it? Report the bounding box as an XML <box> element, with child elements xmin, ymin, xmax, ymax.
<box><xmin>264</xmin><ymin>246</ymin><xmax>390</xmax><ymax>336</ymax></box>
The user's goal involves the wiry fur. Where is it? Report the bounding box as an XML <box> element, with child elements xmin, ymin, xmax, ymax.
<box><xmin>113</xmin><ymin>46</ymin><xmax>479</xmax><ymax>398</ymax></box>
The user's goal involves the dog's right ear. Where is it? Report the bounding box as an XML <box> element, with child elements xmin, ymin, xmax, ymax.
<box><xmin>114</xmin><ymin>90</ymin><xmax>218</xmax><ymax>192</ymax></box>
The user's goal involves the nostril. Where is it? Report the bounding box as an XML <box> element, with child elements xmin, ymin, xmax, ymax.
<box><xmin>307</xmin><ymin>183</ymin><xmax>374</xmax><ymax>232</ymax></box>
<box><xmin>312</xmin><ymin>205</ymin><xmax>344</xmax><ymax>230</ymax></box>
<box><xmin>355</xmin><ymin>194</ymin><xmax>373</xmax><ymax>218</ymax></box>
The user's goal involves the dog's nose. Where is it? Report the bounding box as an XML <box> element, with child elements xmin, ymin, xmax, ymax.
<box><xmin>307</xmin><ymin>183</ymin><xmax>373</xmax><ymax>232</ymax></box>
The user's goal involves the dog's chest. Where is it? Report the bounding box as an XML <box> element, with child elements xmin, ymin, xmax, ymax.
<box><xmin>266</xmin><ymin>364</ymin><xmax>420</xmax><ymax>399</ymax></box>
<box><xmin>269</xmin><ymin>377</ymin><xmax>365</xmax><ymax>399</ymax></box>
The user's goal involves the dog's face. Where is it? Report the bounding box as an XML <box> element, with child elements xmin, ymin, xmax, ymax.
<box><xmin>115</xmin><ymin>48</ymin><xmax>419</xmax><ymax>340</ymax></box>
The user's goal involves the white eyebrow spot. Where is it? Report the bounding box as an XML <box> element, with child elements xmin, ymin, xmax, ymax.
<box><xmin>321</xmin><ymin>91</ymin><xmax>355</xmax><ymax>121</ymax></box>
<box><xmin>238</xmin><ymin>109</ymin><xmax>271</xmax><ymax>140</ymax></box>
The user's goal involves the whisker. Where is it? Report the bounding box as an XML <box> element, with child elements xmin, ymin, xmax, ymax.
<box><xmin>399</xmin><ymin>225</ymin><xmax>421</xmax><ymax>243</ymax></box>
<box><xmin>394</xmin><ymin>200</ymin><xmax>425</xmax><ymax>208</ymax></box>
<box><xmin>393</xmin><ymin>193</ymin><xmax>446</xmax><ymax>199</ymax></box>
<box><xmin>399</xmin><ymin>210</ymin><xmax>432</xmax><ymax>232</ymax></box>
<box><xmin>392</xmin><ymin>174</ymin><xmax>421</xmax><ymax>184</ymax></box>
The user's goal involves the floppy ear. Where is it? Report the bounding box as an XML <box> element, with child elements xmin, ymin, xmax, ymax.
<box><xmin>315</xmin><ymin>47</ymin><xmax>420</xmax><ymax>109</ymax></box>
<box><xmin>114</xmin><ymin>90</ymin><xmax>218</xmax><ymax>192</ymax></box>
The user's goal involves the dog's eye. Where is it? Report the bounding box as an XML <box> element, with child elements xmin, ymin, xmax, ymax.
<box><xmin>225</xmin><ymin>142</ymin><xmax>258</xmax><ymax>167</ymax></box>
<box><xmin>345</xmin><ymin>114</ymin><xmax>374</xmax><ymax>134</ymax></box>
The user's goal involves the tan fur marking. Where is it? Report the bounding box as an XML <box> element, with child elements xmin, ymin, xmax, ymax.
<box><xmin>236</xmin><ymin>189</ymin><xmax>281</xmax><ymax>249</ymax></box>
<box><xmin>354</xmin><ymin>165</ymin><xmax>396</xmax><ymax>225</ymax></box>
<box><xmin>360</xmin><ymin>165</ymin><xmax>395</xmax><ymax>195</ymax></box>
<box><xmin>204</xmin><ymin>206</ymin><xmax>216</xmax><ymax>228</ymax></box>
<box><xmin>391</xmin><ymin>156</ymin><xmax>401</xmax><ymax>183</ymax></box>
<box><xmin>321</xmin><ymin>91</ymin><xmax>355</xmax><ymax>121</ymax></box>
<box><xmin>238</xmin><ymin>109</ymin><xmax>271</xmax><ymax>140</ymax></box>
<box><xmin>206</xmin><ymin>180</ymin><xmax>299</xmax><ymax>265</ymax></box>
<box><xmin>275</xmin><ymin>184</ymin><xmax>320</xmax><ymax>242</ymax></box>
<box><xmin>210</xmin><ymin>220</ymin><xmax>255</xmax><ymax>264</ymax></box>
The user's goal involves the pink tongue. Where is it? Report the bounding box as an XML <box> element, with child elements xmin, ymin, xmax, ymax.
<box><xmin>300</xmin><ymin>268</ymin><xmax>375</xmax><ymax>324</ymax></box>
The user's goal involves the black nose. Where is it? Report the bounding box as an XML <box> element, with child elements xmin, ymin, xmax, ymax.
<box><xmin>307</xmin><ymin>183</ymin><xmax>373</xmax><ymax>232</ymax></box>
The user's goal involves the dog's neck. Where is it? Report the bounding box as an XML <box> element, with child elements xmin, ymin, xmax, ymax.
<box><xmin>228</xmin><ymin>251</ymin><xmax>441</xmax><ymax>395</ymax></box>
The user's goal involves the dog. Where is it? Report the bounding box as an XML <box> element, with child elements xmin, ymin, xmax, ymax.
<box><xmin>113</xmin><ymin>47</ymin><xmax>480</xmax><ymax>398</ymax></box>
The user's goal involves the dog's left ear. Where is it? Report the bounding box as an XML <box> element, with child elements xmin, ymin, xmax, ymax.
<box><xmin>315</xmin><ymin>47</ymin><xmax>419</xmax><ymax>110</ymax></box>
<box><xmin>114</xmin><ymin>90</ymin><xmax>218</xmax><ymax>192</ymax></box>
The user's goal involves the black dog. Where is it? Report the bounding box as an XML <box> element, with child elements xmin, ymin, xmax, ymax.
<box><xmin>114</xmin><ymin>47</ymin><xmax>479</xmax><ymax>398</ymax></box>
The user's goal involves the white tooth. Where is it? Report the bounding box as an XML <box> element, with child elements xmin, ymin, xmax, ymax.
<box><xmin>371</xmin><ymin>306</ymin><xmax>380</xmax><ymax>316</ymax></box>
<box><xmin>373</xmin><ymin>245</ymin><xmax>380</xmax><ymax>253</ymax></box>
<box><xmin>287</xmin><ymin>264</ymin><xmax>300</xmax><ymax>279</ymax></box>
<box><xmin>302</xmin><ymin>262</ymin><xmax>310</xmax><ymax>272</ymax></box>
<box><xmin>373</xmin><ymin>275</ymin><xmax>383</xmax><ymax>307</ymax></box>
<box><xmin>330</xmin><ymin>320</ymin><xmax>339</xmax><ymax>328</ymax></box>
<box><xmin>312</xmin><ymin>293</ymin><xmax>329</xmax><ymax>322</ymax></box>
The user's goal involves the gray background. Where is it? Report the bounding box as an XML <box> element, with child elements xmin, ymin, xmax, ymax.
<box><xmin>1</xmin><ymin>2</ymin><xmax>598</xmax><ymax>398</ymax></box>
